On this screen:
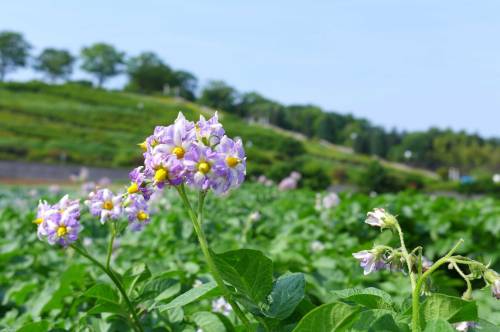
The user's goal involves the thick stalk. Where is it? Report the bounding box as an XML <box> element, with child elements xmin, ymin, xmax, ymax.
<box><xmin>71</xmin><ymin>245</ymin><xmax>144</xmax><ymax>332</ymax></box>
<box><xmin>411</xmin><ymin>239</ymin><xmax>463</xmax><ymax>332</ymax></box>
<box><xmin>176</xmin><ymin>186</ymin><xmax>251</xmax><ymax>328</ymax></box>
<box><xmin>395</xmin><ymin>223</ymin><xmax>416</xmax><ymax>290</ymax></box>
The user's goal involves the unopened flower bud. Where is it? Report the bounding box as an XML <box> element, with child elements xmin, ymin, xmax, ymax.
<box><xmin>365</xmin><ymin>208</ymin><xmax>397</xmax><ymax>229</ymax></box>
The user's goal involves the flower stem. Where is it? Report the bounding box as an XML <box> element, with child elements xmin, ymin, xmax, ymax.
<box><xmin>106</xmin><ymin>221</ymin><xmax>117</xmax><ymax>270</ymax></box>
<box><xmin>411</xmin><ymin>239</ymin><xmax>463</xmax><ymax>332</ymax></box>
<box><xmin>176</xmin><ymin>186</ymin><xmax>251</xmax><ymax>328</ymax></box>
<box><xmin>71</xmin><ymin>244</ymin><xmax>144</xmax><ymax>332</ymax></box>
<box><xmin>451</xmin><ymin>262</ymin><xmax>472</xmax><ymax>299</ymax></box>
<box><xmin>395</xmin><ymin>223</ymin><xmax>416</xmax><ymax>290</ymax></box>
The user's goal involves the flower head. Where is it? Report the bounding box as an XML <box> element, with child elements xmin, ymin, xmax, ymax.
<box><xmin>85</xmin><ymin>189</ymin><xmax>123</xmax><ymax>223</ymax></box>
<box><xmin>310</xmin><ymin>240</ymin><xmax>325</xmax><ymax>253</ymax></box>
<box><xmin>124</xmin><ymin>194</ymin><xmax>151</xmax><ymax>232</ymax></box>
<box><xmin>214</xmin><ymin>136</ymin><xmax>246</xmax><ymax>193</ymax></box>
<box><xmin>212</xmin><ymin>297</ymin><xmax>232</xmax><ymax>316</ymax></box>
<box><xmin>352</xmin><ymin>248</ymin><xmax>388</xmax><ymax>275</ymax></box>
<box><xmin>35</xmin><ymin>195</ymin><xmax>81</xmax><ymax>246</ymax></box>
<box><xmin>196</xmin><ymin>112</ymin><xmax>225</xmax><ymax>147</ymax></box>
<box><xmin>365</xmin><ymin>208</ymin><xmax>397</xmax><ymax>229</ymax></box>
<box><xmin>453</xmin><ymin>322</ymin><xmax>478</xmax><ymax>332</ymax></box>
<box><xmin>128</xmin><ymin>166</ymin><xmax>153</xmax><ymax>199</ymax></box>
<box><xmin>149</xmin><ymin>112</ymin><xmax>196</xmax><ymax>160</ymax></box>
<box><xmin>184</xmin><ymin>143</ymin><xmax>223</xmax><ymax>191</ymax></box>
<box><xmin>492</xmin><ymin>280</ymin><xmax>500</xmax><ymax>300</ymax></box>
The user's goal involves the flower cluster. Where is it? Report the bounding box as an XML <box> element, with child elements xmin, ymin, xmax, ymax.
<box><xmin>35</xmin><ymin>195</ymin><xmax>81</xmax><ymax>246</ymax></box>
<box><xmin>138</xmin><ymin>112</ymin><xmax>246</xmax><ymax>195</ymax></box>
<box><xmin>34</xmin><ymin>112</ymin><xmax>245</xmax><ymax>247</ymax></box>
<box><xmin>315</xmin><ymin>192</ymin><xmax>340</xmax><ymax>211</ymax></box>
<box><xmin>278</xmin><ymin>171</ymin><xmax>301</xmax><ymax>191</ymax></box>
<box><xmin>352</xmin><ymin>247</ymin><xmax>389</xmax><ymax>275</ymax></box>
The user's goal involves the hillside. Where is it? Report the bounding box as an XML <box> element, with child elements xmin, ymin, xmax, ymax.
<box><xmin>0</xmin><ymin>82</ymin><xmax>439</xmax><ymax>189</ymax></box>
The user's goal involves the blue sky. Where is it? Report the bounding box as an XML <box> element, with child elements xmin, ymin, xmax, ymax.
<box><xmin>1</xmin><ymin>0</ymin><xmax>499</xmax><ymax>137</ymax></box>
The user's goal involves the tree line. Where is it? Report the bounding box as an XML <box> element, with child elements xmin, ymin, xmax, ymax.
<box><xmin>1</xmin><ymin>31</ymin><xmax>498</xmax><ymax>176</ymax></box>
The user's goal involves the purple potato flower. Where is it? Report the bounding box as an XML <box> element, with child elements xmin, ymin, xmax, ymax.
<box><xmin>149</xmin><ymin>112</ymin><xmax>196</xmax><ymax>160</ymax></box>
<box><xmin>365</xmin><ymin>208</ymin><xmax>397</xmax><ymax>228</ymax></box>
<box><xmin>128</xmin><ymin>166</ymin><xmax>153</xmax><ymax>200</ymax></box>
<box><xmin>352</xmin><ymin>249</ymin><xmax>388</xmax><ymax>275</ymax></box>
<box><xmin>85</xmin><ymin>189</ymin><xmax>123</xmax><ymax>223</ymax></box>
<box><xmin>144</xmin><ymin>153</ymin><xmax>185</xmax><ymax>188</ymax></box>
<box><xmin>124</xmin><ymin>194</ymin><xmax>151</xmax><ymax>232</ymax></box>
<box><xmin>184</xmin><ymin>143</ymin><xmax>224</xmax><ymax>191</ymax></box>
<box><xmin>35</xmin><ymin>195</ymin><xmax>81</xmax><ymax>246</ymax></box>
<box><xmin>196</xmin><ymin>112</ymin><xmax>225</xmax><ymax>147</ymax></box>
<box><xmin>492</xmin><ymin>279</ymin><xmax>500</xmax><ymax>300</ymax></box>
<box><xmin>215</xmin><ymin>135</ymin><xmax>246</xmax><ymax>193</ymax></box>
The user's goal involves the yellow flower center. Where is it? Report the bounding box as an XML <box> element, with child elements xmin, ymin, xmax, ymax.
<box><xmin>226</xmin><ymin>156</ymin><xmax>240</xmax><ymax>168</ymax></box>
<box><xmin>154</xmin><ymin>167</ymin><xmax>168</xmax><ymax>182</ymax></box>
<box><xmin>127</xmin><ymin>182</ymin><xmax>139</xmax><ymax>194</ymax></box>
<box><xmin>137</xmin><ymin>211</ymin><xmax>149</xmax><ymax>221</ymax></box>
<box><xmin>103</xmin><ymin>200</ymin><xmax>113</xmax><ymax>210</ymax></box>
<box><xmin>151</xmin><ymin>139</ymin><xmax>159</xmax><ymax>147</ymax></box>
<box><xmin>34</xmin><ymin>218</ymin><xmax>43</xmax><ymax>225</ymax></box>
<box><xmin>138</xmin><ymin>141</ymin><xmax>148</xmax><ymax>152</ymax></box>
<box><xmin>198</xmin><ymin>161</ymin><xmax>211</xmax><ymax>174</ymax></box>
<box><xmin>57</xmin><ymin>225</ymin><xmax>67</xmax><ymax>237</ymax></box>
<box><xmin>172</xmin><ymin>146</ymin><xmax>185</xmax><ymax>159</ymax></box>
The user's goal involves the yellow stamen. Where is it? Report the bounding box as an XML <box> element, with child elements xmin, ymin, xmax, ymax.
<box><xmin>172</xmin><ymin>146</ymin><xmax>185</xmax><ymax>159</ymax></box>
<box><xmin>34</xmin><ymin>218</ymin><xmax>43</xmax><ymax>225</ymax></box>
<box><xmin>137</xmin><ymin>211</ymin><xmax>149</xmax><ymax>221</ymax></box>
<box><xmin>138</xmin><ymin>141</ymin><xmax>148</xmax><ymax>152</ymax></box>
<box><xmin>127</xmin><ymin>182</ymin><xmax>139</xmax><ymax>194</ymax></box>
<box><xmin>57</xmin><ymin>225</ymin><xmax>67</xmax><ymax>237</ymax></box>
<box><xmin>151</xmin><ymin>139</ymin><xmax>158</xmax><ymax>147</ymax></box>
<box><xmin>198</xmin><ymin>161</ymin><xmax>211</xmax><ymax>174</ymax></box>
<box><xmin>154</xmin><ymin>167</ymin><xmax>168</xmax><ymax>183</ymax></box>
<box><xmin>103</xmin><ymin>200</ymin><xmax>113</xmax><ymax>210</ymax></box>
<box><xmin>226</xmin><ymin>156</ymin><xmax>240</xmax><ymax>168</ymax></box>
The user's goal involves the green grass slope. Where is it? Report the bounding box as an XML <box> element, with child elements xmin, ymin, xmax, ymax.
<box><xmin>0</xmin><ymin>82</ymin><xmax>438</xmax><ymax>189</ymax></box>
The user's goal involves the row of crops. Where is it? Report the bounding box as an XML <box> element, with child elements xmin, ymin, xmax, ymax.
<box><xmin>0</xmin><ymin>183</ymin><xmax>498</xmax><ymax>331</ymax></box>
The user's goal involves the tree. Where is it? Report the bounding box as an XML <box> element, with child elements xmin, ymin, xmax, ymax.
<box><xmin>126</xmin><ymin>52</ymin><xmax>172</xmax><ymax>93</ymax></box>
<box><xmin>80</xmin><ymin>43</ymin><xmax>124</xmax><ymax>87</ymax></box>
<box><xmin>171</xmin><ymin>70</ymin><xmax>198</xmax><ymax>101</ymax></box>
<box><xmin>34</xmin><ymin>48</ymin><xmax>74</xmax><ymax>82</ymax></box>
<box><xmin>0</xmin><ymin>31</ymin><xmax>31</xmax><ymax>81</ymax></box>
<box><xmin>199</xmin><ymin>80</ymin><xmax>239</xmax><ymax>113</ymax></box>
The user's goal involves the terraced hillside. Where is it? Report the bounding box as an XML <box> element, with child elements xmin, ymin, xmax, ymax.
<box><xmin>0</xmin><ymin>82</ymin><xmax>438</xmax><ymax>189</ymax></box>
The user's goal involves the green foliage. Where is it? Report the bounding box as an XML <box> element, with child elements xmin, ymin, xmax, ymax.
<box><xmin>33</xmin><ymin>48</ymin><xmax>74</xmax><ymax>82</ymax></box>
<box><xmin>0</xmin><ymin>31</ymin><xmax>31</xmax><ymax>81</ymax></box>
<box><xmin>200</xmin><ymin>80</ymin><xmax>239</xmax><ymax>114</ymax></box>
<box><xmin>0</xmin><ymin>82</ymin><xmax>439</xmax><ymax>191</ymax></box>
<box><xmin>0</xmin><ymin>184</ymin><xmax>498</xmax><ymax>330</ymax></box>
<box><xmin>80</xmin><ymin>43</ymin><xmax>125</xmax><ymax>87</ymax></box>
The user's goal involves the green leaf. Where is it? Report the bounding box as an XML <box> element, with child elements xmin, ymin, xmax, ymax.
<box><xmin>470</xmin><ymin>319</ymin><xmax>500</xmax><ymax>332</ymax></box>
<box><xmin>87</xmin><ymin>302</ymin><xmax>125</xmax><ymax>316</ymax></box>
<box><xmin>214</xmin><ymin>249</ymin><xmax>273</xmax><ymax>304</ymax></box>
<box><xmin>351</xmin><ymin>309</ymin><xmax>404</xmax><ymax>331</ymax></box>
<box><xmin>156</xmin><ymin>281</ymin><xmax>219</xmax><ymax>312</ymax></box>
<box><xmin>262</xmin><ymin>273</ymin><xmax>305</xmax><ymax>320</ymax></box>
<box><xmin>139</xmin><ymin>277</ymin><xmax>181</xmax><ymax>303</ymax></box>
<box><xmin>331</xmin><ymin>287</ymin><xmax>393</xmax><ymax>310</ymax></box>
<box><xmin>292</xmin><ymin>302</ymin><xmax>361</xmax><ymax>332</ymax></box>
<box><xmin>84</xmin><ymin>283</ymin><xmax>120</xmax><ymax>304</ymax></box>
<box><xmin>423</xmin><ymin>319</ymin><xmax>455</xmax><ymax>332</ymax></box>
<box><xmin>421</xmin><ymin>293</ymin><xmax>478</xmax><ymax>324</ymax></box>
<box><xmin>192</xmin><ymin>311</ymin><xmax>226</xmax><ymax>332</ymax></box>
<box><xmin>17</xmin><ymin>320</ymin><xmax>50</xmax><ymax>332</ymax></box>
